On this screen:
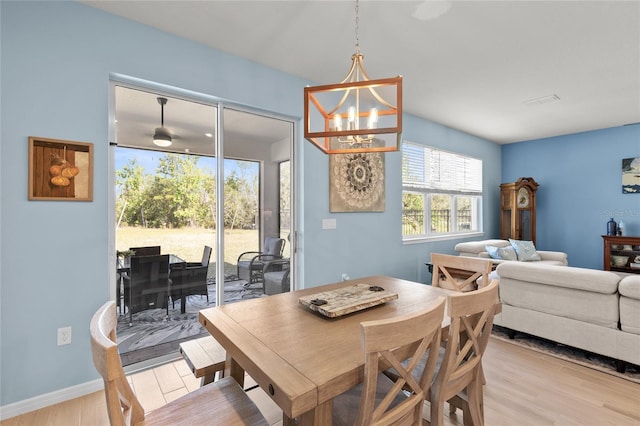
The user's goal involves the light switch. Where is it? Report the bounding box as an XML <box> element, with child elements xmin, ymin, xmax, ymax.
<box><xmin>322</xmin><ymin>218</ymin><xmax>337</xmax><ymax>229</ymax></box>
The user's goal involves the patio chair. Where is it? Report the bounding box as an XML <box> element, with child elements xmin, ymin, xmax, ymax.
<box><xmin>237</xmin><ymin>236</ymin><xmax>285</xmax><ymax>284</ymax></box>
<box><xmin>128</xmin><ymin>245</ymin><xmax>161</xmax><ymax>256</ymax></box>
<box><xmin>262</xmin><ymin>258</ymin><xmax>290</xmax><ymax>295</ymax></box>
<box><xmin>170</xmin><ymin>246</ymin><xmax>212</xmax><ymax>313</ymax></box>
<box><xmin>125</xmin><ymin>254</ymin><xmax>170</xmax><ymax>323</ymax></box>
<box><xmin>90</xmin><ymin>301</ymin><xmax>268</xmax><ymax>426</ymax></box>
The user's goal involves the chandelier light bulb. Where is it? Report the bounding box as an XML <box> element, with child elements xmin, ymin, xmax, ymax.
<box><xmin>368</xmin><ymin>108</ymin><xmax>378</xmax><ymax>129</ymax></box>
<box><xmin>334</xmin><ymin>114</ymin><xmax>343</xmax><ymax>131</ymax></box>
<box><xmin>348</xmin><ymin>106</ymin><xmax>356</xmax><ymax>129</ymax></box>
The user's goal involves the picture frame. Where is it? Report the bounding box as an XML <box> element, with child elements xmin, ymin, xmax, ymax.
<box><xmin>329</xmin><ymin>152</ymin><xmax>385</xmax><ymax>212</ymax></box>
<box><xmin>622</xmin><ymin>157</ymin><xmax>640</xmax><ymax>194</ymax></box>
<box><xmin>28</xmin><ymin>136</ymin><xmax>94</xmax><ymax>201</ymax></box>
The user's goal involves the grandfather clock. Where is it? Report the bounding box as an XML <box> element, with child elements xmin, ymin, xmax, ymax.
<box><xmin>500</xmin><ymin>177</ymin><xmax>539</xmax><ymax>244</ymax></box>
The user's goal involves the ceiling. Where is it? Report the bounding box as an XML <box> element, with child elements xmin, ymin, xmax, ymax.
<box><xmin>84</xmin><ymin>0</ymin><xmax>640</xmax><ymax>145</ymax></box>
<box><xmin>114</xmin><ymin>86</ymin><xmax>293</xmax><ymax>156</ymax></box>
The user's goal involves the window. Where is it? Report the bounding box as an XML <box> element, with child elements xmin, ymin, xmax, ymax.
<box><xmin>402</xmin><ymin>142</ymin><xmax>483</xmax><ymax>240</ymax></box>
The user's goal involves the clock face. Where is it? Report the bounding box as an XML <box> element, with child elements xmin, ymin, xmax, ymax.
<box><xmin>517</xmin><ymin>188</ymin><xmax>530</xmax><ymax>208</ymax></box>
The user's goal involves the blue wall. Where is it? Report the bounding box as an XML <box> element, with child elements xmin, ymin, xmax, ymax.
<box><xmin>1</xmin><ymin>1</ymin><xmax>501</xmax><ymax>408</ymax></box>
<box><xmin>502</xmin><ymin>125</ymin><xmax>640</xmax><ymax>268</ymax></box>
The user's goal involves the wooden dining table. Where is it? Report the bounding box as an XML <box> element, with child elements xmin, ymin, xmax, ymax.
<box><xmin>198</xmin><ymin>275</ymin><xmax>456</xmax><ymax>425</ymax></box>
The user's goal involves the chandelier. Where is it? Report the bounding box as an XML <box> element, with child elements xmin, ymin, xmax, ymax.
<box><xmin>304</xmin><ymin>0</ymin><xmax>402</xmax><ymax>154</ymax></box>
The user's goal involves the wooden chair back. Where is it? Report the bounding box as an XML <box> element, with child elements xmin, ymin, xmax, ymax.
<box><xmin>90</xmin><ymin>301</ymin><xmax>145</xmax><ymax>426</ymax></box>
<box><xmin>429</xmin><ymin>279</ymin><xmax>499</xmax><ymax>426</ymax></box>
<box><xmin>91</xmin><ymin>301</ymin><xmax>269</xmax><ymax>426</ymax></box>
<box><xmin>355</xmin><ymin>297</ymin><xmax>446</xmax><ymax>426</ymax></box>
<box><xmin>431</xmin><ymin>253</ymin><xmax>493</xmax><ymax>292</ymax></box>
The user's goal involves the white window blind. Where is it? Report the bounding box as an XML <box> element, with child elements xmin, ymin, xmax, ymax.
<box><xmin>402</xmin><ymin>142</ymin><xmax>482</xmax><ymax>193</ymax></box>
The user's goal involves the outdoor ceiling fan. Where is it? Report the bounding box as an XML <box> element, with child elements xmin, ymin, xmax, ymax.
<box><xmin>153</xmin><ymin>97</ymin><xmax>172</xmax><ymax>147</ymax></box>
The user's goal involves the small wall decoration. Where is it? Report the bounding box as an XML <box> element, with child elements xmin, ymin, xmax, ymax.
<box><xmin>622</xmin><ymin>157</ymin><xmax>640</xmax><ymax>194</ymax></box>
<box><xmin>28</xmin><ymin>136</ymin><xmax>94</xmax><ymax>201</ymax></box>
<box><xmin>329</xmin><ymin>152</ymin><xmax>385</xmax><ymax>212</ymax></box>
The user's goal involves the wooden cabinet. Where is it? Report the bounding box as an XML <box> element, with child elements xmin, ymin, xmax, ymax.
<box><xmin>500</xmin><ymin>177</ymin><xmax>539</xmax><ymax>245</ymax></box>
<box><xmin>602</xmin><ymin>235</ymin><xmax>640</xmax><ymax>274</ymax></box>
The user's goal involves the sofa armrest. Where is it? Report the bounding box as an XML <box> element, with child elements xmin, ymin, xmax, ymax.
<box><xmin>537</xmin><ymin>250</ymin><xmax>568</xmax><ymax>265</ymax></box>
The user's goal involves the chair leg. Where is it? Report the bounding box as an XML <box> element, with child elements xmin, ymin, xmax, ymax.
<box><xmin>430</xmin><ymin>396</ymin><xmax>445</xmax><ymax>426</ymax></box>
<box><xmin>464</xmin><ymin>375</ymin><xmax>484</xmax><ymax>426</ymax></box>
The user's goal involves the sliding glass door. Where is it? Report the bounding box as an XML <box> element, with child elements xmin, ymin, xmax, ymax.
<box><xmin>111</xmin><ymin>84</ymin><xmax>294</xmax><ymax>365</ymax></box>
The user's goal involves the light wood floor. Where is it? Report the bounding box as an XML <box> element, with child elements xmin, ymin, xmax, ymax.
<box><xmin>2</xmin><ymin>337</ymin><xmax>639</xmax><ymax>425</ymax></box>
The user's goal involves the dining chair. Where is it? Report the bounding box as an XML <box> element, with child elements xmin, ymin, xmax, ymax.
<box><xmin>430</xmin><ymin>253</ymin><xmax>493</xmax><ymax>292</ymax></box>
<box><xmin>237</xmin><ymin>236</ymin><xmax>285</xmax><ymax>284</ymax></box>
<box><xmin>428</xmin><ymin>279</ymin><xmax>499</xmax><ymax>426</ymax></box>
<box><xmin>90</xmin><ymin>301</ymin><xmax>268</xmax><ymax>426</ymax></box>
<box><xmin>332</xmin><ymin>297</ymin><xmax>446</xmax><ymax>426</ymax></box>
<box><xmin>170</xmin><ymin>245</ymin><xmax>212</xmax><ymax>313</ymax></box>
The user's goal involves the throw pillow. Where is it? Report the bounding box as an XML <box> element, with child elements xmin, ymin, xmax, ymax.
<box><xmin>485</xmin><ymin>245</ymin><xmax>518</xmax><ymax>261</ymax></box>
<box><xmin>509</xmin><ymin>239</ymin><xmax>542</xmax><ymax>261</ymax></box>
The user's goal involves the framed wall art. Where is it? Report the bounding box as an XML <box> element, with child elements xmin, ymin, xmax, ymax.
<box><xmin>622</xmin><ymin>157</ymin><xmax>640</xmax><ymax>194</ymax></box>
<box><xmin>329</xmin><ymin>152</ymin><xmax>385</xmax><ymax>212</ymax></box>
<box><xmin>28</xmin><ymin>136</ymin><xmax>94</xmax><ymax>201</ymax></box>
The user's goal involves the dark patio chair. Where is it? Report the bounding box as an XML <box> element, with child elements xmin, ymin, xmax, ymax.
<box><xmin>124</xmin><ymin>254</ymin><xmax>170</xmax><ymax>323</ymax></box>
<box><xmin>170</xmin><ymin>246</ymin><xmax>212</xmax><ymax>313</ymax></box>
<box><xmin>263</xmin><ymin>258</ymin><xmax>290</xmax><ymax>295</ymax></box>
<box><xmin>129</xmin><ymin>245</ymin><xmax>161</xmax><ymax>256</ymax></box>
<box><xmin>237</xmin><ymin>236</ymin><xmax>285</xmax><ymax>284</ymax></box>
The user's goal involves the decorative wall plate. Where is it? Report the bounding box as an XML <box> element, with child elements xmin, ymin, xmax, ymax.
<box><xmin>329</xmin><ymin>152</ymin><xmax>385</xmax><ymax>212</ymax></box>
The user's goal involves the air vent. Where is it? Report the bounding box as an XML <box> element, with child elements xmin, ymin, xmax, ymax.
<box><xmin>523</xmin><ymin>94</ymin><xmax>560</xmax><ymax>107</ymax></box>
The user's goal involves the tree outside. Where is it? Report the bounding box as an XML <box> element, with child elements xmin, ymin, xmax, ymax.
<box><xmin>115</xmin><ymin>149</ymin><xmax>261</xmax><ymax>278</ymax></box>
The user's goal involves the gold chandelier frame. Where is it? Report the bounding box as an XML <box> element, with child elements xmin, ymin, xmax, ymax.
<box><xmin>304</xmin><ymin>1</ymin><xmax>403</xmax><ymax>154</ymax></box>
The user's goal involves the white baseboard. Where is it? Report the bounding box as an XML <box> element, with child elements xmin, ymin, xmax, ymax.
<box><xmin>0</xmin><ymin>379</ymin><xmax>104</xmax><ymax>421</ymax></box>
<box><xmin>0</xmin><ymin>353</ymin><xmax>180</xmax><ymax>421</ymax></box>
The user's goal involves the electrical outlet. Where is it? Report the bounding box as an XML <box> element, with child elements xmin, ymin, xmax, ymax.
<box><xmin>57</xmin><ymin>326</ymin><xmax>72</xmax><ymax>346</ymax></box>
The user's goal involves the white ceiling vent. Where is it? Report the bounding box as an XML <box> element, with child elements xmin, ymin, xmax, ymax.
<box><xmin>523</xmin><ymin>94</ymin><xmax>560</xmax><ymax>107</ymax></box>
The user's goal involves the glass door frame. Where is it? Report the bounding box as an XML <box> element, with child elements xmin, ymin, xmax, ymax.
<box><xmin>108</xmin><ymin>74</ymin><xmax>298</xmax><ymax>307</ymax></box>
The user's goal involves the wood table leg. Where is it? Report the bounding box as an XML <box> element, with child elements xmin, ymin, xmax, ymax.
<box><xmin>227</xmin><ymin>356</ymin><xmax>245</xmax><ymax>388</ymax></box>
<box><xmin>293</xmin><ymin>400</ymin><xmax>332</xmax><ymax>426</ymax></box>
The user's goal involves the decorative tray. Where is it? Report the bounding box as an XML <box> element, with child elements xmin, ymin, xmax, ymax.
<box><xmin>298</xmin><ymin>283</ymin><xmax>398</xmax><ymax>318</ymax></box>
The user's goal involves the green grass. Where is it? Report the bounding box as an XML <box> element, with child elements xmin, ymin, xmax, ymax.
<box><xmin>116</xmin><ymin>227</ymin><xmax>290</xmax><ymax>278</ymax></box>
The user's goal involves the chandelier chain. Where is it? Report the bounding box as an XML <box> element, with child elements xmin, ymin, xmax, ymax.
<box><xmin>354</xmin><ymin>0</ymin><xmax>360</xmax><ymax>54</ymax></box>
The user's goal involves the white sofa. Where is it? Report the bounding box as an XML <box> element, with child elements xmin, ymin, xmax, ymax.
<box><xmin>455</xmin><ymin>239</ymin><xmax>568</xmax><ymax>266</ymax></box>
<box><xmin>494</xmin><ymin>261</ymin><xmax>640</xmax><ymax>372</ymax></box>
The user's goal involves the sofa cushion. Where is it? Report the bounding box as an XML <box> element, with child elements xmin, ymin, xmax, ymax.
<box><xmin>496</xmin><ymin>262</ymin><xmax>619</xmax><ymax>294</ymax></box>
<box><xmin>486</xmin><ymin>245</ymin><xmax>517</xmax><ymax>261</ymax></box>
<box><xmin>619</xmin><ymin>275</ymin><xmax>640</xmax><ymax>335</ymax></box>
<box><xmin>496</xmin><ymin>262</ymin><xmax>621</xmax><ymax>329</ymax></box>
<box><xmin>455</xmin><ymin>239</ymin><xmax>510</xmax><ymax>255</ymax></box>
<box><xmin>619</xmin><ymin>275</ymin><xmax>640</xmax><ymax>299</ymax></box>
<box><xmin>620</xmin><ymin>296</ymin><xmax>640</xmax><ymax>335</ymax></box>
<box><xmin>509</xmin><ymin>239</ymin><xmax>542</xmax><ymax>261</ymax></box>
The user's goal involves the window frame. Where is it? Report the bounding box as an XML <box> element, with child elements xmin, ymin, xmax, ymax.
<box><xmin>402</xmin><ymin>142</ymin><xmax>484</xmax><ymax>242</ymax></box>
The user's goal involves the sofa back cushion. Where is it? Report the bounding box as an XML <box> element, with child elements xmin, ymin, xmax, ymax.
<box><xmin>619</xmin><ymin>275</ymin><xmax>640</xmax><ymax>335</ymax></box>
<box><xmin>496</xmin><ymin>262</ymin><xmax>620</xmax><ymax>294</ymax></box>
<box><xmin>496</xmin><ymin>262</ymin><xmax>621</xmax><ymax>329</ymax></box>
<box><xmin>455</xmin><ymin>239</ymin><xmax>510</xmax><ymax>256</ymax></box>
